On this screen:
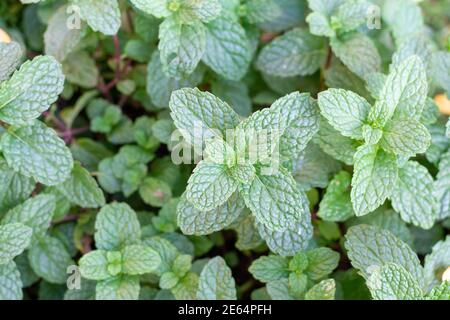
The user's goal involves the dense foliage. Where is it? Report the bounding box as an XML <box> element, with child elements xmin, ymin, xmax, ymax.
<box><xmin>0</xmin><ymin>0</ymin><xmax>449</xmax><ymax>300</ymax></box>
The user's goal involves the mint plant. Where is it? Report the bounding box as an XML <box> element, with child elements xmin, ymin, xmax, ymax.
<box><xmin>0</xmin><ymin>0</ymin><xmax>449</xmax><ymax>301</ymax></box>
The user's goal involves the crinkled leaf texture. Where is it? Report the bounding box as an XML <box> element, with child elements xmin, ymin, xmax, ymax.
<box><xmin>72</xmin><ymin>0</ymin><xmax>121</xmax><ymax>35</ymax></box>
<box><xmin>197</xmin><ymin>257</ymin><xmax>236</xmax><ymax>300</ymax></box>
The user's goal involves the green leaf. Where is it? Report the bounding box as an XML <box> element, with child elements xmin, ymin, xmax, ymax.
<box><xmin>177</xmin><ymin>192</ymin><xmax>244</xmax><ymax>235</ymax></box>
<box><xmin>56</xmin><ymin>162</ymin><xmax>105</xmax><ymax>208</ymax></box>
<box><xmin>96</xmin><ymin>275</ymin><xmax>140</xmax><ymax>300</ymax></box>
<box><xmin>28</xmin><ymin>236</ymin><xmax>74</xmax><ymax>284</ymax></box>
<box><xmin>79</xmin><ymin>250</ymin><xmax>111</xmax><ymax>281</ymax></box>
<box><xmin>2</xmin><ymin>194</ymin><xmax>56</xmax><ymax>243</ymax></box>
<box><xmin>202</xmin><ymin>14</ymin><xmax>252</xmax><ymax>80</ymax></box>
<box><xmin>362</xmin><ymin>124</ymin><xmax>382</xmax><ymax>145</ymax></box>
<box><xmin>245</xmin><ymin>0</ymin><xmax>282</xmax><ymax>24</ymax></box>
<box><xmin>305</xmin><ymin>279</ymin><xmax>336</xmax><ymax>300</ymax></box>
<box><xmin>305</xmin><ymin>248</ymin><xmax>340</xmax><ymax>281</ymax></box>
<box><xmin>211</xmin><ymin>78</ymin><xmax>252</xmax><ymax>117</ymax></box>
<box><xmin>0</xmin><ymin>121</ymin><xmax>73</xmax><ymax>186</ymax></box>
<box><xmin>318</xmin><ymin>171</ymin><xmax>354</xmax><ymax>222</ymax></box>
<box><xmin>379</xmin><ymin>119</ymin><xmax>431</xmax><ymax>156</ymax></box>
<box><xmin>351</xmin><ymin>145</ymin><xmax>398</xmax><ymax>216</ymax></box>
<box><xmin>266</xmin><ymin>278</ymin><xmax>293</xmax><ymax>300</ymax></box>
<box><xmin>139</xmin><ymin>177</ymin><xmax>173</xmax><ymax>207</ymax></box>
<box><xmin>0</xmin><ymin>262</ymin><xmax>22</xmax><ymax>300</ymax></box>
<box><xmin>368</xmin><ymin>56</ymin><xmax>427</xmax><ymax>126</ymax></box>
<box><xmin>44</xmin><ymin>5</ymin><xmax>82</xmax><ymax>62</ymax></box>
<box><xmin>330</xmin><ymin>33</ymin><xmax>381</xmax><ymax>80</ymax></box>
<box><xmin>72</xmin><ymin>0</ymin><xmax>121</xmax><ymax>35</ymax></box>
<box><xmin>333</xmin><ymin>0</ymin><xmax>370</xmax><ymax>32</ymax></box>
<box><xmin>318</xmin><ymin>88</ymin><xmax>371</xmax><ymax>139</ymax></box>
<box><xmin>390</xmin><ymin>161</ymin><xmax>437</xmax><ymax>229</ymax></box>
<box><xmin>256</xmin><ymin>28</ymin><xmax>326</xmax><ymax>77</ymax></box>
<box><xmin>172</xmin><ymin>272</ymin><xmax>199</xmax><ymax>300</ymax></box>
<box><xmin>240</xmin><ymin>167</ymin><xmax>311</xmax><ymax>231</ymax></box>
<box><xmin>307</xmin><ymin>0</ymin><xmax>343</xmax><ymax>16</ymax></box>
<box><xmin>431</xmin><ymin>51</ymin><xmax>450</xmax><ymax>95</ymax></box>
<box><xmin>121</xmin><ymin>245</ymin><xmax>161</xmax><ymax>275</ymax></box>
<box><xmin>367</xmin><ymin>263</ymin><xmax>423</xmax><ymax>300</ymax></box>
<box><xmin>306</xmin><ymin>12</ymin><xmax>334</xmax><ymax>37</ymax></box>
<box><xmin>62</xmin><ymin>51</ymin><xmax>99</xmax><ymax>89</ymax></box>
<box><xmin>345</xmin><ymin>224</ymin><xmax>424</xmax><ymax>288</ymax></box>
<box><xmin>185</xmin><ymin>161</ymin><xmax>238</xmax><ymax>211</ymax></box>
<box><xmin>197</xmin><ymin>257</ymin><xmax>236</xmax><ymax>300</ymax></box>
<box><xmin>178</xmin><ymin>0</ymin><xmax>222</xmax><ymax>23</ymax></box>
<box><xmin>0</xmin><ymin>223</ymin><xmax>32</xmax><ymax>264</ymax></box>
<box><xmin>382</xmin><ymin>0</ymin><xmax>424</xmax><ymax>43</ymax></box>
<box><xmin>427</xmin><ymin>281</ymin><xmax>450</xmax><ymax>300</ymax></box>
<box><xmin>424</xmin><ymin>236</ymin><xmax>450</xmax><ymax>289</ymax></box>
<box><xmin>129</xmin><ymin>0</ymin><xmax>171</xmax><ymax>18</ymax></box>
<box><xmin>0</xmin><ymin>41</ymin><xmax>22</xmax><ymax>82</ymax></box>
<box><xmin>94</xmin><ymin>202</ymin><xmax>141</xmax><ymax>251</ymax></box>
<box><xmin>169</xmin><ymin>87</ymin><xmax>240</xmax><ymax>149</ymax></box>
<box><xmin>0</xmin><ymin>156</ymin><xmax>35</xmax><ymax>213</ymax></box>
<box><xmin>0</xmin><ymin>56</ymin><xmax>64</xmax><ymax>126</ymax></box>
<box><xmin>158</xmin><ymin>17</ymin><xmax>206</xmax><ymax>78</ymax></box>
<box><xmin>249</xmin><ymin>255</ymin><xmax>289</xmax><ymax>282</ymax></box>
<box><xmin>434</xmin><ymin>149</ymin><xmax>450</xmax><ymax>220</ymax></box>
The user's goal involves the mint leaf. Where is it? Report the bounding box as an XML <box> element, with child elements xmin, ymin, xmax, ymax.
<box><xmin>28</xmin><ymin>236</ymin><xmax>73</xmax><ymax>284</ymax></box>
<box><xmin>345</xmin><ymin>224</ymin><xmax>424</xmax><ymax>288</ymax></box>
<box><xmin>305</xmin><ymin>279</ymin><xmax>336</xmax><ymax>300</ymax></box>
<box><xmin>71</xmin><ymin>0</ymin><xmax>121</xmax><ymax>35</ymax></box>
<box><xmin>367</xmin><ymin>263</ymin><xmax>423</xmax><ymax>300</ymax></box>
<box><xmin>0</xmin><ymin>262</ymin><xmax>22</xmax><ymax>300</ymax></box>
<box><xmin>431</xmin><ymin>51</ymin><xmax>450</xmax><ymax>95</ymax></box>
<box><xmin>318</xmin><ymin>171</ymin><xmax>354</xmax><ymax>222</ymax></box>
<box><xmin>202</xmin><ymin>14</ymin><xmax>252</xmax><ymax>81</ymax></box>
<box><xmin>197</xmin><ymin>257</ymin><xmax>236</xmax><ymax>300</ymax></box>
<box><xmin>249</xmin><ymin>255</ymin><xmax>289</xmax><ymax>282</ymax></box>
<box><xmin>95</xmin><ymin>275</ymin><xmax>140</xmax><ymax>300</ymax></box>
<box><xmin>121</xmin><ymin>245</ymin><xmax>161</xmax><ymax>275</ymax></box>
<box><xmin>245</xmin><ymin>0</ymin><xmax>282</xmax><ymax>24</ymax></box>
<box><xmin>390</xmin><ymin>161</ymin><xmax>437</xmax><ymax>229</ymax></box>
<box><xmin>129</xmin><ymin>0</ymin><xmax>171</xmax><ymax>18</ymax></box>
<box><xmin>306</xmin><ymin>12</ymin><xmax>334</xmax><ymax>37</ymax></box>
<box><xmin>1</xmin><ymin>121</ymin><xmax>73</xmax><ymax>186</ymax></box>
<box><xmin>434</xmin><ymin>150</ymin><xmax>450</xmax><ymax>220</ymax></box>
<box><xmin>158</xmin><ymin>17</ymin><xmax>206</xmax><ymax>78</ymax></box>
<box><xmin>185</xmin><ymin>161</ymin><xmax>238</xmax><ymax>211</ymax></box>
<box><xmin>305</xmin><ymin>248</ymin><xmax>340</xmax><ymax>281</ymax></box>
<box><xmin>94</xmin><ymin>203</ymin><xmax>141</xmax><ymax>251</ymax></box>
<box><xmin>424</xmin><ymin>236</ymin><xmax>450</xmax><ymax>289</ymax></box>
<box><xmin>56</xmin><ymin>162</ymin><xmax>105</xmax><ymax>208</ymax></box>
<box><xmin>178</xmin><ymin>0</ymin><xmax>221</xmax><ymax>23</ymax></box>
<box><xmin>256</xmin><ymin>28</ymin><xmax>326</xmax><ymax>77</ymax></box>
<box><xmin>0</xmin><ymin>41</ymin><xmax>22</xmax><ymax>82</ymax></box>
<box><xmin>177</xmin><ymin>192</ymin><xmax>244</xmax><ymax>235</ymax></box>
<box><xmin>79</xmin><ymin>250</ymin><xmax>111</xmax><ymax>281</ymax></box>
<box><xmin>0</xmin><ymin>223</ymin><xmax>32</xmax><ymax>264</ymax></box>
<box><xmin>351</xmin><ymin>145</ymin><xmax>398</xmax><ymax>216</ymax></box>
<box><xmin>239</xmin><ymin>167</ymin><xmax>311</xmax><ymax>231</ymax></box>
<box><xmin>318</xmin><ymin>88</ymin><xmax>371</xmax><ymax>139</ymax></box>
<box><xmin>0</xmin><ymin>56</ymin><xmax>64</xmax><ymax>126</ymax></box>
<box><xmin>427</xmin><ymin>281</ymin><xmax>450</xmax><ymax>300</ymax></box>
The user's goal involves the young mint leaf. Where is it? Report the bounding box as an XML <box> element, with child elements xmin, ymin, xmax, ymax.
<box><xmin>244</xmin><ymin>0</ymin><xmax>282</xmax><ymax>24</ymax></box>
<box><xmin>56</xmin><ymin>162</ymin><xmax>105</xmax><ymax>208</ymax></box>
<box><xmin>318</xmin><ymin>88</ymin><xmax>371</xmax><ymax>139</ymax></box>
<box><xmin>0</xmin><ymin>262</ymin><xmax>23</xmax><ymax>300</ymax></box>
<box><xmin>382</xmin><ymin>0</ymin><xmax>424</xmax><ymax>43</ymax></box>
<box><xmin>390</xmin><ymin>161</ymin><xmax>437</xmax><ymax>229</ymax></box>
<box><xmin>139</xmin><ymin>177</ymin><xmax>172</xmax><ymax>207</ymax></box>
<box><xmin>305</xmin><ymin>248</ymin><xmax>340</xmax><ymax>281</ymax></box>
<box><xmin>427</xmin><ymin>281</ymin><xmax>450</xmax><ymax>300</ymax></box>
<box><xmin>202</xmin><ymin>14</ymin><xmax>252</xmax><ymax>81</ymax></box>
<box><xmin>1</xmin><ymin>194</ymin><xmax>56</xmax><ymax>243</ymax></box>
<box><xmin>333</xmin><ymin>0</ymin><xmax>370</xmax><ymax>32</ymax></box>
<box><xmin>434</xmin><ymin>149</ymin><xmax>450</xmax><ymax>220</ymax></box>
<box><xmin>169</xmin><ymin>87</ymin><xmax>240</xmax><ymax>149</ymax></box>
<box><xmin>256</xmin><ymin>28</ymin><xmax>327</xmax><ymax>77</ymax></box>
<box><xmin>367</xmin><ymin>263</ymin><xmax>423</xmax><ymax>300</ymax></box>
<box><xmin>142</xmin><ymin>237</ymin><xmax>179</xmax><ymax>276</ymax></box>
<box><xmin>0</xmin><ymin>41</ymin><xmax>22</xmax><ymax>82</ymax></box>
<box><xmin>71</xmin><ymin>0</ymin><xmax>121</xmax><ymax>35</ymax></box>
<box><xmin>94</xmin><ymin>203</ymin><xmax>141</xmax><ymax>251</ymax></box>
<box><xmin>1</xmin><ymin>121</ymin><xmax>73</xmax><ymax>186</ymax></box>
<box><xmin>0</xmin><ymin>223</ymin><xmax>32</xmax><ymax>264</ymax></box>
<box><xmin>185</xmin><ymin>161</ymin><xmax>238</xmax><ymax>211</ymax></box>
<box><xmin>304</xmin><ymin>279</ymin><xmax>336</xmax><ymax>300</ymax></box>
<box><xmin>239</xmin><ymin>167</ymin><xmax>311</xmax><ymax>231</ymax></box>
<box><xmin>248</xmin><ymin>255</ymin><xmax>289</xmax><ymax>282</ymax></box>
<box><xmin>368</xmin><ymin>56</ymin><xmax>427</xmax><ymax>126</ymax></box>
<box><xmin>158</xmin><ymin>17</ymin><xmax>206</xmax><ymax>78</ymax></box>
<box><xmin>351</xmin><ymin>145</ymin><xmax>398</xmax><ymax>216</ymax></box>
<box><xmin>318</xmin><ymin>171</ymin><xmax>354</xmax><ymax>222</ymax></box>
<box><xmin>197</xmin><ymin>257</ymin><xmax>236</xmax><ymax>300</ymax></box>
<box><xmin>229</xmin><ymin>210</ymin><xmax>264</xmax><ymax>251</ymax></box>
<box><xmin>79</xmin><ymin>250</ymin><xmax>111</xmax><ymax>281</ymax></box>
<box><xmin>362</xmin><ymin>125</ymin><xmax>382</xmax><ymax>145</ymax></box>
<box><xmin>266</xmin><ymin>278</ymin><xmax>293</xmax><ymax>300</ymax></box>
<box><xmin>172</xmin><ymin>272</ymin><xmax>199</xmax><ymax>300</ymax></box>
<box><xmin>0</xmin><ymin>157</ymin><xmax>35</xmax><ymax>213</ymax></box>
<box><xmin>177</xmin><ymin>192</ymin><xmax>244</xmax><ymax>235</ymax></box>
<box><xmin>0</xmin><ymin>56</ymin><xmax>64</xmax><ymax>126</ymax></box>
<box><xmin>129</xmin><ymin>0</ymin><xmax>171</xmax><ymax>18</ymax></box>
<box><xmin>345</xmin><ymin>224</ymin><xmax>424</xmax><ymax>288</ymax></box>
<box><xmin>28</xmin><ymin>236</ymin><xmax>74</xmax><ymax>284</ymax></box>
<box><xmin>431</xmin><ymin>51</ymin><xmax>450</xmax><ymax>95</ymax></box>
<box><xmin>330</xmin><ymin>33</ymin><xmax>381</xmax><ymax>80</ymax></box>
<box><xmin>121</xmin><ymin>245</ymin><xmax>161</xmax><ymax>275</ymax></box>
<box><xmin>95</xmin><ymin>275</ymin><xmax>140</xmax><ymax>300</ymax></box>
<box><xmin>307</xmin><ymin>0</ymin><xmax>343</xmax><ymax>16</ymax></box>
<box><xmin>306</xmin><ymin>12</ymin><xmax>334</xmax><ymax>37</ymax></box>
<box><xmin>177</xmin><ymin>0</ymin><xmax>222</xmax><ymax>23</ymax></box>
<box><xmin>379</xmin><ymin>119</ymin><xmax>431</xmax><ymax>156</ymax></box>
